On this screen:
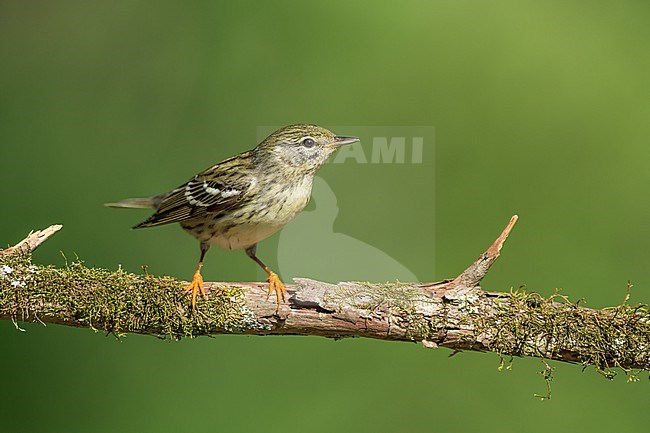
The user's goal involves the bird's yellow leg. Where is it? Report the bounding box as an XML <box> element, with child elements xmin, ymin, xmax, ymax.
<box><xmin>184</xmin><ymin>262</ymin><xmax>206</xmax><ymax>309</ymax></box>
<box><xmin>245</xmin><ymin>245</ymin><xmax>287</xmax><ymax>310</ymax></box>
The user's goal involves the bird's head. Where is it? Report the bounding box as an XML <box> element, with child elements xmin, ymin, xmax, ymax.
<box><xmin>254</xmin><ymin>124</ymin><xmax>359</xmax><ymax>175</ymax></box>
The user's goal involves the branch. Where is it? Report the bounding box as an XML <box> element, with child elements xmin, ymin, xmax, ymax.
<box><xmin>1</xmin><ymin>219</ymin><xmax>648</xmax><ymax>379</ymax></box>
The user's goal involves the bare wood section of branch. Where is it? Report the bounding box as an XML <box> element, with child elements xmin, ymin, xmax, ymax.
<box><xmin>453</xmin><ymin>214</ymin><xmax>518</xmax><ymax>289</ymax></box>
<box><xmin>1</xmin><ymin>218</ymin><xmax>648</xmax><ymax>375</ymax></box>
<box><xmin>1</xmin><ymin>224</ymin><xmax>62</xmax><ymax>255</ymax></box>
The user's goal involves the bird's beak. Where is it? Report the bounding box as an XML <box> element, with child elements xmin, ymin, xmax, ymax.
<box><xmin>326</xmin><ymin>136</ymin><xmax>360</xmax><ymax>148</ymax></box>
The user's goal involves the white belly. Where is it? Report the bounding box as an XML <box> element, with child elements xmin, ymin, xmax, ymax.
<box><xmin>209</xmin><ymin>222</ymin><xmax>285</xmax><ymax>250</ymax></box>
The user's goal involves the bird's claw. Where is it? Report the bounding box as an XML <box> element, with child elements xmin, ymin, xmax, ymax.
<box><xmin>266</xmin><ymin>271</ymin><xmax>287</xmax><ymax>309</ymax></box>
<box><xmin>185</xmin><ymin>271</ymin><xmax>206</xmax><ymax>309</ymax></box>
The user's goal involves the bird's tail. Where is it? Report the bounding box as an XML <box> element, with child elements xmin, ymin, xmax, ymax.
<box><xmin>104</xmin><ymin>197</ymin><xmax>157</xmax><ymax>209</ymax></box>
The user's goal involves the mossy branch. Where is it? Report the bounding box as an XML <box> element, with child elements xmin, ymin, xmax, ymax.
<box><xmin>1</xmin><ymin>219</ymin><xmax>649</xmax><ymax>382</ymax></box>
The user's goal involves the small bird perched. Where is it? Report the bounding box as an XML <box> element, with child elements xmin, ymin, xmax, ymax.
<box><xmin>106</xmin><ymin>124</ymin><xmax>359</xmax><ymax>309</ymax></box>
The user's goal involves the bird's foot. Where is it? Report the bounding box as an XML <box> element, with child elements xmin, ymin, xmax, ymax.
<box><xmin>184</xmin><ymin>270</ymin><xmax>206</xmax><ymax>309</ymax></box>
<box><xmin>266</xmin><ymin>271</ymin><xmax>287</xmax><ymax>309</ymax></box>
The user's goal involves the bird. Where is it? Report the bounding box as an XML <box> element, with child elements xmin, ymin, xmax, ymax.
<box><xmin>106</xmin><ymin>124</ymin><xmax>359</xmax><ymax>310</ymax></box>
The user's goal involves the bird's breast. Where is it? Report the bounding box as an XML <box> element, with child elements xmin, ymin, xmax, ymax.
<box><xmin>252</xmin><ymin>175</ymin><xmax>313</xmax><ymax>224</ymax></box>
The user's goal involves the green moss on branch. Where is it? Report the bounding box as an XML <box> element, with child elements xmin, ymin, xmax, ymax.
<box><xmin>485</xmin><ymin>289</ymin><xmax>650</xmax><ymax>379</ymax></box>
<box><xmin>0</xmin><ymin>253</ymin><xmax>258</xmax><ymax>338</ymax></box>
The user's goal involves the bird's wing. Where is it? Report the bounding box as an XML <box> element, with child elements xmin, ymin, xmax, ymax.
<box><xmin>134</xmin><ymin>160</ymin><xmax>252</xmax><ymax>228</ymax></box>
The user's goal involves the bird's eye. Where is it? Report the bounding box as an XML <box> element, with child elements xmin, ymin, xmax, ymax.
<box><xmin>301</xmin><ymin>137</ymin><xmax>315</xmax><ymax>148</ymax></box>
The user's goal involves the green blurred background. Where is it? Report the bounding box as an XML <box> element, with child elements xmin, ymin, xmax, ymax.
<box><xmin>2</xmin><ymin>1</ymin><xmax>649</xmax><ymax>432</ymax></box>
